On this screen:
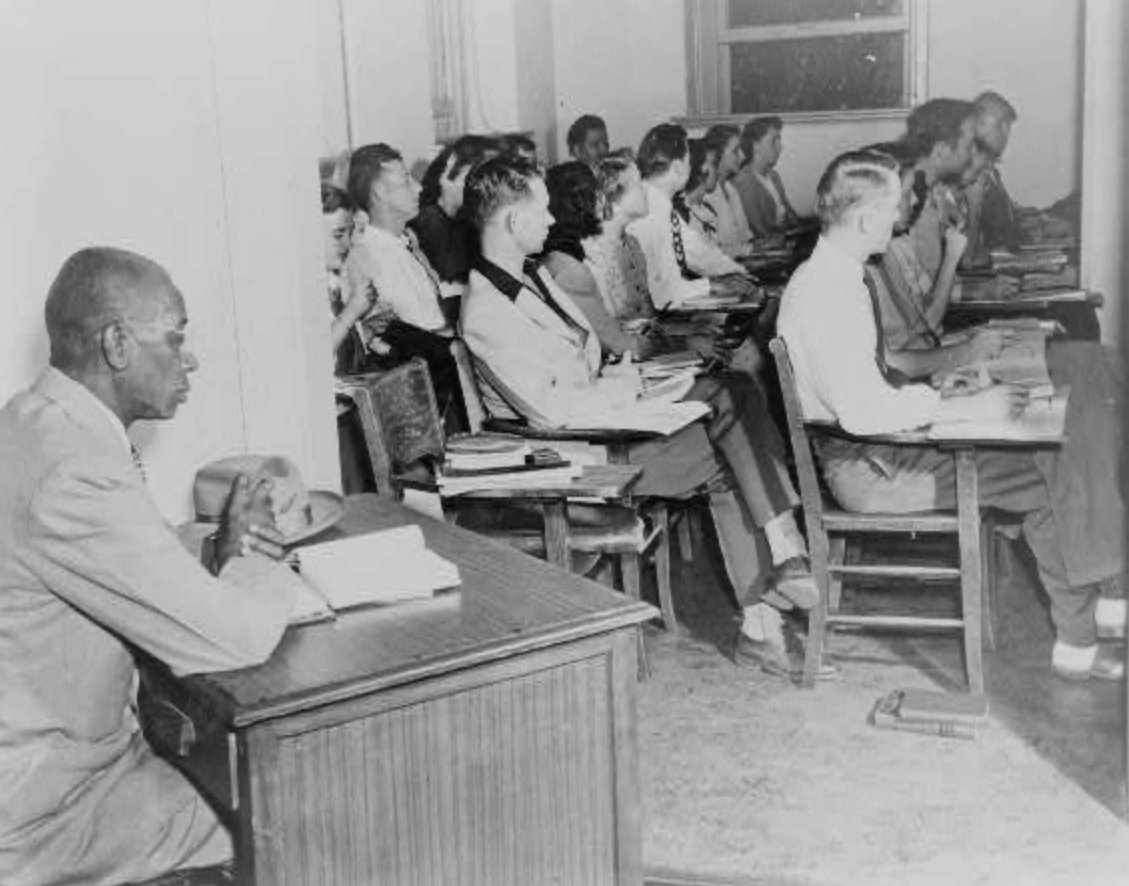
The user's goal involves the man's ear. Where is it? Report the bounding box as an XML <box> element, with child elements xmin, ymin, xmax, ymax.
<box><xmin>504</xmin><ymin>208</ymin><xmax>517</xmax><ymax>235</ymax></box>
<box><xmin>100</xmin><ymin>321</ymin><xmax>131</xmax><ymax>371</ymax></box>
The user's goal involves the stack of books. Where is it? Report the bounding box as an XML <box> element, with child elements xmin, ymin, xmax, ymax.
<box><xmin>438</xmin><ymin>434</ymin><xmax>581</xmax><ymax>495</ymax></box>
<box><xmin>870</xmin><ymin>689</ymin><xmax>989</xmax><ymax>741</ymax></box>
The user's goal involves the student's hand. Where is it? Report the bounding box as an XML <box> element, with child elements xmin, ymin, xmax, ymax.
<box><xmin>960</xmin><ymin>384</ymin><xmax>1030</xmax><ymax>421</ymax></box>
<box><xmin>943</xmin><ymin>226</ymin><xmax>969</xmax><ymax>264</ymax></box>
<box><xmin>360</xmin><ymin>299</ymin><xmax>396</xmax><ymax>338</ymax></box>
<box><xmin>213</xmin><ymin>475</ymin><xmax>286</xmax><ymax>574</ymax></box>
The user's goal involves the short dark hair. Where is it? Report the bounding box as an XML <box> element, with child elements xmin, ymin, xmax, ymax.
<box><xmin>815</xmin><ymin>150</ymin><xmax>900</xmax><ymax>231</ymax></box>
<box><xmin>419</xmin><ymin>135</ymin><xmax>498</xmax><ymax>207</ymax></box>
<box><xmin>544</xmin><ymin>162</ymin><xmax>601</xmax><ymax>258</ymax></box>
<box><xmin>463</xmin><ymin>155</ymin><xmax>542</xmax><ymax>232</ymax></box>
<box><xmin>346</xmin><ymin>143</ymin><xmax>402</xmax><ymax>214</ymax></box>
<box><xmin>861</xmin><ymin>140</ymin><xmax>922</xmax><ymax>175</ymax></box>
<box><xmin>974</xmin><ymin>91</ymin><xmax>1018</xmax><ymax>124</ymax></box>
<box><xmin>740</xmin><ymin>116</ymin><xmax>783</xmax><ymax>159</ymax></box>
<box><xmin>703</xmin><ymin>124</ymin><xmax>740</xmax><ymax>157</ymax></box>
<box><xmin>321</xmin><ymin>182</ymin><xmax>352</xmax><ymax>215</ymax></box>
<box><xmin>905</xmin><ymin>99</ymin><xmax>977</xmax><ymax>155</ymax></box>
<box><xmin>498</xmin><ymin>132</ymin><xmax>537</xmax><ymax>160</ymax></box>
<box><xmin>45</xmin><ymin>247</ymin><xmax>168</xmax><ymax>371</ymax></box>
<box><xmin>636</xmin><ymin>123</ymin><xmax>689</xmax><ymax>179</ymax></box>
<box><xmin>567</xmin><ymin>114</ymin><xmax>607</xmax><ymax>152</ymax></box>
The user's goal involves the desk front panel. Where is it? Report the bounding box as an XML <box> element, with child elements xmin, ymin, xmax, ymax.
<box><xmin>239</xmin><ymin>630</ymin><xmax>641</xmax><ymax>886</ymax></box>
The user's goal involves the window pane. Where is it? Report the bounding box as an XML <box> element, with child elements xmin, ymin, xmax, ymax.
<box><xmin>727</xmin><ymin>0</ymin><xmax>905</xmax><ymax>29</ymax></box>
<box><xmin>730</xmin><ymin>33</ymin><xmax>905</xmax><ymax>113</ymax></box>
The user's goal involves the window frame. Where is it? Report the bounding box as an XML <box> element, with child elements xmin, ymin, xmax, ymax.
<box><xmin>683</xmin><ymin>0</ymin><xmax>928</xmax><ymax>122</ymax></box>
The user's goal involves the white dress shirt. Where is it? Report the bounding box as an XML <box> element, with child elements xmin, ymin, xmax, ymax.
<box><xmin>344</xmin><ymin>225</ymin><xmax>447</xmax><ymax>331</ymax></box>
<box><xmin>702</xmin><ymin>181</ymin><xmax>754</xmax><ymax>256</ymax></box>
<box><xmin>627</xmin><ymin>183</ymin><xmax>747</xmax><ymax>309</ymax></box>
<box><xmin>777</xmin><ymin>237</ymin><xmax>940</xmax><ymax>435</ymax></box>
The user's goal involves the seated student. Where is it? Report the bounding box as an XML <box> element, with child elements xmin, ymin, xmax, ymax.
<box><xmin>0</xmin><ymin>247</ymin><xmax>295</xmax><ymax>886</ymax></box>
<box><xmin>778</xmin><ymin>150</ymin><xmax>1125</xmax><ymax>682</ymax></box>
<box><xmin>566</xmin><ymin>113</ymin><xmax>610</xmax><ymax>164</ymax></box>
<box><xmin>626</xmin><ymin>123</ymin><xmax>755</xmax><ymax>310</ymax></box>
<box><xmin>701</xmin><ymin>124</ymin><xmax>755</xmax><ymax>257</ymax></box>
<box><xmin>461</xmin><ymin>155</ymin><xmax>833</xmax><ymax>680</ymax></box>
<box><xmin>861</xmin><ymin>140</ymin><xmax>975</xmax><ymax>366</ymax></box>
<box><xmin>410</xmin><ymin>134</ymin><xmax>498</xmax><ymax>307</ymax></box>
<box><xmin>900</xmin><ymin>98</ymin><xmax>978</xmax><ymax>279</ymax></box>
<box><xmin>733</xmin><ymin>117</ymin><xmax>800</xmax><ymax>238</ymax></box>
<box><xmin>964</xmin><ymin>91</ymin><xmax>1023</xmax><ymax>252</ymax></box>
<box><xmin>343</xmin><ymin>142</ymin><xmax>466</xmax><ymax>429</ymax></box>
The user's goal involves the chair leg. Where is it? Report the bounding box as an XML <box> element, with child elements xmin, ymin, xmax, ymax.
<box><xmin>827</xmin><ymin>536</ymin><xmax>847</xmax><ymax>613</ymax></box>
<box><xmin>652</xmin><ymin>504</ymin><xmax>679</xmax><ymax>635</ymax></box>
<box><xmin>620</xmin><ymin>552</ymin><xmax>642</xmax><ymax>601</ymax></box>
<box><xmin>802</xmin><ymin>530</ymin><xmax>832</xmax><ymax>688</ymax></box>
<box><xmin>980</xmin><ymin>517</ymin><xmax>998</xmax><ymax>652</ymax></box>
<box><xmin>956</xmin><ymin>450</ymin><xmax>985</xmax><ymax>695</ymax></box>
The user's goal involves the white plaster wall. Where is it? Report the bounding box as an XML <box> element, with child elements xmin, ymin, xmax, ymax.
<box><xmin>0</xmin><ymin>0</ymin><xmax>337</xmax><ymax>520</ymax></box>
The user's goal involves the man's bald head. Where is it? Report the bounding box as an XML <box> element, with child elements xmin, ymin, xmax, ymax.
<box><xmin>45</xmin><ymin>247</ymin><xmax>176</xmax><ymax>372</ymax></box>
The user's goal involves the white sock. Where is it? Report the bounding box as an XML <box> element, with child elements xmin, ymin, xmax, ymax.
<box><xmin>1052</xmin><ymin>641</ymin><xmax>1097</xmax><ymax>671</ymax></box>
<box><xmin>763</xmin><ymin>512</ymin><xmax>807</xmax><ymax>566</ymax></box>
<box><xmin>741</xmin><ymin>602</ymin><xmax>782</xmax><ymax>642</ymax></box>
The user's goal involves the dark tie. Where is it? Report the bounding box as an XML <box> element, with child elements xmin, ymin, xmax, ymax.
<box><xmin>404</xmin><ymin>233</ymin><xmax>443</xmax><ymax>301</ymax></box>
<box><xmin>130</xmin><ymin>445</ymin><xmax>147</xmax><ymax>484</ymax></box>
<box><xmin>862</xmin><ymin>272</ymin><xmax>909</xmax><ymax>389</ymax></box>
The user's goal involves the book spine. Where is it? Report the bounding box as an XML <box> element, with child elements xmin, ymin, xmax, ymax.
<box><xmin>887</xmin><ymin>719</ymin><xmax>978</xmax><ymax>741</ymax></box>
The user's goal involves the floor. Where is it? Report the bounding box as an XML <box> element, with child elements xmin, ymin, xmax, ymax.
<box><xmin>633</xmin><ymin>520</ymin><xmax>1127</xmax><ymax>885</ymax></box>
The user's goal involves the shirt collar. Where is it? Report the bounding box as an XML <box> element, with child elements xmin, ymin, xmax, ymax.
<box><xmin>33</xmin><ymin>366</ymin><xmax>132</xmax><ymax>456</ymax></box>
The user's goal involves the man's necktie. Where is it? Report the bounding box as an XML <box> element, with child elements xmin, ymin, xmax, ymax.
<box><xmin>404</xmin><ymin>233</ymin><xmax>443</xmax><ymax>301</ymax></box>
<box><xmin>862</xmin><ymin>272</ymin><xmax>909</xmax><ymax>389</ymax></box>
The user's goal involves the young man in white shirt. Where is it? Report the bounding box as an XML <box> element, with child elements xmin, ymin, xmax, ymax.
<box><xmin>461</xmin><ymin>155</ymin><xmax>836</xmax><ymax>681</ymax></box>
<box><xmin>342</xmin><ymin>143</ymin><xmax>464</xmax><ymax>427</ymax></box>
<box><xmin>626</xmin><ymin>123</ymin><xmax>756</xmax><ymax>311</ymax></box>
<box><xmin>778</xmin><ymin>150</ymin><xmax>1125</xmax><ymax>681</ymax></box>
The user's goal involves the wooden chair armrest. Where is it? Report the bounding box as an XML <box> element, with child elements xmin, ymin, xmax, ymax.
<box><xmin>482</xmin><ymin>418</ymin><xmax>659</xmax><ymax>444</ymax></box>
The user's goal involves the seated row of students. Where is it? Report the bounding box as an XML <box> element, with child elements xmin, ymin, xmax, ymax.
<box><xmin>779</xmin><ymin>105</ymin><xmax>1123</xmax><ymax>682</ymax></box>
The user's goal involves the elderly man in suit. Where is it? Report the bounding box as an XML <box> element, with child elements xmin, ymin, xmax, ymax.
<box><xmin>0</xmin><ymin>247</ymin><xmax>296</xmax><ymax>886</ymax></box>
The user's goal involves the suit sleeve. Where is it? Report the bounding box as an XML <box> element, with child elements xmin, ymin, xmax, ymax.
<box><xmin>20</xmin><ymin>453</ymin><xmax>295</xmax><ymax>675</ymax></box>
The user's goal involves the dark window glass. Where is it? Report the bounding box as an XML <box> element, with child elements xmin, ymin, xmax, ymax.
<box><xmin>729</xmin><ymin>33</ymin><xmax>905</xmax><ymax>113</ymax></box>
<box><xmin>727</xmin><ymin>0</ymin><xmax>905</xmax><ymax>29</ymax></box>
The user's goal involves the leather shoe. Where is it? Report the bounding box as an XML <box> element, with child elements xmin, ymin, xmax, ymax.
<box><xmin>769</xmin><ymin>557</ymin><xmax>820</xmax><ymax>611</ymax></box>
<box><xmin>733</xmin><ymin>633</ymin><xmax>838</xmax><ymax>682</ymax></box>
<box><xmin>1052</xmin><ymin>646</ymin><xmax>1125</xmax><ymax>682</ymax></box>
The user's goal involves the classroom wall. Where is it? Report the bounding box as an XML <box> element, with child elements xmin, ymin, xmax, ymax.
<box><xmin>550</xmin><ymin>0</ymin><xmax>1082</xmax><ymax>212</ymax></box>
<box><xmin>0</xmin><ymin>0</ymin><xmax>338</xmax><ymax>521</ymax></box>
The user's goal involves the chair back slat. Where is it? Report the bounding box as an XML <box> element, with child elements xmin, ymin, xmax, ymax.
<box><xmin>769</xmin><ymin>338</ymin><xmax>830</xmax><ymax>531</ymax></box>
<box><xmin>339</xmin><ymin>359</ymin><xmax>445</xmax><ymax>495</ymax></box>
<box><xmin>450</xmin><ymin>339</ymin><xmax>488</xmax><ymax>433</ymax></box>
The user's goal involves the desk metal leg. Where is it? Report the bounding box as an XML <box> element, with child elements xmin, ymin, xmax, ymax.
<box><xmin>543</xmin><ymin>500</ymin><xmax>570</xmax><ymax>568</ymax></box>
<box><xmin>955</xmin><ymin>448</ymin><xmax>986</xmax><ymax>695</ymax></box>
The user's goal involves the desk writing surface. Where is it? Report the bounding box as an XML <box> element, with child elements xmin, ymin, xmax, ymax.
<box><xmin>183</xmin><ymin>494</ymin><xmax>655</xmax><ymax>728</ymax></box>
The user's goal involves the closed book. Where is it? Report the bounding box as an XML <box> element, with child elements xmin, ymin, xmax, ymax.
<box><xmin>870</xmin><ymin>689</ymin><xmax>988</xmax><ymax>741</ymax></box>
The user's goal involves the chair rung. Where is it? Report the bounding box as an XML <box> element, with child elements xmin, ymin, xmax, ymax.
<box><xmin>829</xmin><ymin>564</ymin><xmax>961</xmax><ymax>579</ymax></box>
<box><xmin>824</xmin><ymin>513</ymin><xmax>958</xmax><ymax>533</ymax></box>
<box><xmin>827</xmin><ymin>614</ymin><xmax>965</xmax><ymax>630</ymax></box>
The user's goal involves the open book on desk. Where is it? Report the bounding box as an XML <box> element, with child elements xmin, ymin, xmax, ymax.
<box><xmin>290</xmin><ymin>525</ymin><xmax>460</xmax><ymax>623</ymax></box>
<box><xmin>928</xmin><ymin>386</ymin><xmax>1068</xmax><ymax>443</ymax></box>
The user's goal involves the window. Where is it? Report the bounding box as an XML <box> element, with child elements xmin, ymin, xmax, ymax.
<box><xmin>685</xmin><ymin>0</ymin><xmax>925</xmax><ymax>118</ymax></box>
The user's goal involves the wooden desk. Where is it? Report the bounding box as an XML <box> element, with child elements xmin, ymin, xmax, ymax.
<box><xmin>140</xmin><ymin>495</ymin><xmax>656</xmax><ymax>886</ymax></box>
<box><xmin>439</xmin><ymin>463</ymin><xmax>644</xmax><ymax>568</ymax></box>
<box><xmin>947</xmin><ymin>290</ymin><xmax>1103</xmax><ymax>341</ymax></box>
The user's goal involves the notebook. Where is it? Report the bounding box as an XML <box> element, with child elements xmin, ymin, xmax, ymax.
<box><xmin>295</xmin><ymin>525</ymin><xmax>460</xmax><ymax>616</ymax></box>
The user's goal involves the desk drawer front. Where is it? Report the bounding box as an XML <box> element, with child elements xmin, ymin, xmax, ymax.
<box><xmin>254</xmin><ymin>652</ymin><xmax>622</xmax><ymax>885</ymax></box>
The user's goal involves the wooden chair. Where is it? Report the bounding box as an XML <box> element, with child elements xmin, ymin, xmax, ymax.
<box><xmin>337</xmin><ymin>357</ymin><xmax>677</xmax><ymax>634</ymax></box>
<box><xmin>769</xmin><ymin>338</ymin><xmax>999</xmax><ymax>692</ymax></box>
<box><xmin>447</xmin><ymin>340</ymin><xmax>681</xmax><ymax>632</ymax></box>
